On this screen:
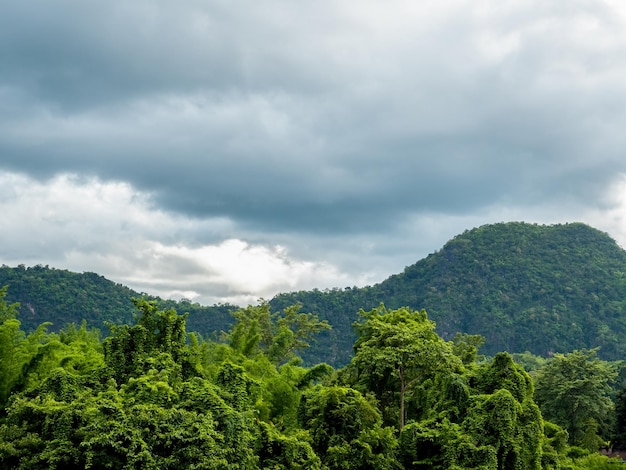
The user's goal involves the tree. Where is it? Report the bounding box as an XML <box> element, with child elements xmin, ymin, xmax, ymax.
<box><xmin>399</xmin><ymin>353</ymin><xmax>545</xmax><ymax>470</ymax></box>
<box><xmin>298</xmin><ymin>385</ymin><xmax>398</xmax><ymax>469</ymax></box>
<box><xmin>533</xmin><ymin>348</ymin><xmax>617</xmax><ymax>449</ymax></box>
<box><xmin>351</xmin><ymin>305</ymin><xmax>462</xmax><ymax>430</ymax></box>
<box><xmin>613</xmin><ymin>386</ymin><xmax>626</xmax><ymax>450</ymax></box>
<box><xmin>451</xmin><ymin>332</ymin><xmax>485</xmax><ymax>365</ymax></box>
<box><xmin>103</xmin><ymin>298</ymin><xmax>194</xmax><ymax>383</ymax></box>
<box><xmin>227</xmin><ymin>302</ymin><xmax>330</xmax><ymax>365</ymax></box>
<box><xmin>466</xmin><ymin>353</ymin><xmax>544</xmax><ymax>469</ymax></box>
<box><xmin>0</xmin><ymin>286</ymin><xmax>28</xmax><ymax>407</ymax></box>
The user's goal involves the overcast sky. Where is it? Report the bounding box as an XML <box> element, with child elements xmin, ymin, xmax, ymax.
<box><xmin>2</xmin><ymin>0</ymin><xmax>626</xmax><ymax>305</ymax></box>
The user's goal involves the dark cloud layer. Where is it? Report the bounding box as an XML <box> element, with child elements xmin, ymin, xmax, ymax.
<box><xmin>2</xmin><ymin>0</ymin><xmax>626</xmax><ymax>302</ymax></box>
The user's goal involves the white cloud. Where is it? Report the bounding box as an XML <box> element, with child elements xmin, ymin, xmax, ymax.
<box><xmin>0</xmin><ymin>171</ymin><xmax>353</xmax><ymax>305</ymax></box>
<box><xmin>116</xmin><ymin>239</ymin><xmax>351</xmax><ymax>305</ymax></box>
<box><xmin>584</xmin><ymin>173</ymin><xmax>626</xmax><ymax>249</ymax></box>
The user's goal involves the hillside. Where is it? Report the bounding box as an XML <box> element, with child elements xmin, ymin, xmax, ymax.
<box><xmin>0</xmin><ymin>264</ymin><xmax>235</xmax><ymax>337</ymax></box>
<box><xmin>3</xmin><ymin>222</ymin><xmax>626</xmax><ymax>366</ymax></box>
<box><xmin>272</xmin><ymin>222</ymin><xmax>626</xmax><ymax>364</ymax></box>
<box><xmin>380</xmin><ymin>222</ymin><xmax>626</xmax><ymax>356</ymax></box>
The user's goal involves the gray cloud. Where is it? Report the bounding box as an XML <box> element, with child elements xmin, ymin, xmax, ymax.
<box><xmin>2</xmin><ymin>0</ymin><xmax>626</xmax><ymax>302</ymax></box>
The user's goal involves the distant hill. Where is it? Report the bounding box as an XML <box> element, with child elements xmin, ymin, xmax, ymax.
<box><xmin>0</xmin><ymin>264</ymin><xmax>236</xmax><ymax>338</ymax></box>
<box><xmin>3</xmin><ymin>222</ymin><xmax>626</xmax><ymax>367</ymax></box>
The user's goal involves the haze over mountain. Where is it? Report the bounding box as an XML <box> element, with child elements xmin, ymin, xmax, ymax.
<box><xmin>3</xmin><ymin>222</ymin><xmax>626</xmax><ymax>366</ymax></box>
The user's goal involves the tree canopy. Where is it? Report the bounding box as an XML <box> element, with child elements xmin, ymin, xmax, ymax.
<box><xmin>533</xmin><ymin>348</ymin><xmax>618</xmax><ymax>450</ymax></box>
<box><xmin>0</xmin><ymin>287</ymin><xmax>624</xmax><ymax>468</ymax></box>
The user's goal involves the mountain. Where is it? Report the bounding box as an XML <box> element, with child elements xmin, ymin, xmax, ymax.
<box><xmin>0</xmin><ymin>264</ymin><xmax>236</xmax><ymax>338</ymax></box>
<box><xmin>381</xmin><ymin>222</ymin><xmax>626</xmax><ymax>355</ymax></box>
<box><xmin>271</xmin><ymin>222</ymin><xmax>626</xmax><ymax>364</ymax></box>
<box><xmin>3</xmin><ymin>222</ymin><xmax>626</xmax><ymax>366</ymax></box>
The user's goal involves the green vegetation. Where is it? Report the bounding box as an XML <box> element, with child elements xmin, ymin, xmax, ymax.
<box><xmin>533</xmin><ymin>349</ymin><xmax>617</xmax><ymax>450</ymax></box>
<box><xmin>0</xmin><ymin>264</ymin><xmax>138</xmax><ymax>330</ymax></box>
<box><xmin>273</xmin><ymin>222</ymin><xmax>626</xmax><ymax>365</ymax></box>
<box><xmin>349</xmin><ymin>305</ymin><xmax>462</xmax><ymax>430</ymax></box>
<box><xmin>4</xmin><ymin>221</ymin><xmax>626</xmax><ymax>466</ymax></box>
<box><xmin>1</xmin><ymin>284</ymin><xmax>625</xmax><ymax>469</ymax></box>
<box><xmin>0</xmin><ymin>264</ymin><xmax>237</xmax><ymax>340</ymax></box>
<box><xmin>4</xmin><ymin>222</ymin><xmax>626</xmax><ymax>367</ymax></box>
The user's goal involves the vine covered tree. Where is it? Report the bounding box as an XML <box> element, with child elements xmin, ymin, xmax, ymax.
<box><xmin>298</xmin><ymin>385</ymin><xmax>399</xmax><ymax>469</ymax></box>
<box><xmin>350</xmin><ymin>305</ymin><xmax>462</xmax><ymax>429</ymax></box>
<box><xmin>103</xmin><ymin>298</ymin><xmax>194</xmax><ymax>383</ymax></box>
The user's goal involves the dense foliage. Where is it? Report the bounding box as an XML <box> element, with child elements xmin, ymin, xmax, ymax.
<box><xmin>1</xmin><ymin>287</ymin><xmax>624</xmax><ymax>469</ymax></box>
<box><xmin>533</xmin><ymin>349</ymin><xmax>618</xmax><ymax>450</ymax></box>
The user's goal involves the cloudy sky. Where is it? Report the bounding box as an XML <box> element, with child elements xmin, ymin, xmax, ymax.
<box><xmin>2</xmin><ymin>0</ymin><xmax>626</xmax><ymax>305</ymax></box>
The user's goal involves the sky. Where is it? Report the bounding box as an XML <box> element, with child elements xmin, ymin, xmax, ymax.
<box><xmin>2</xmin><ymin>0</ymin><xmax>626</xmax><ymax>306</ymax></box>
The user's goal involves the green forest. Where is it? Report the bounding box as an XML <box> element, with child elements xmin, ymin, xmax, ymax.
<box><xmin>4</xmin><ymin>221</ymin><xmax>626</xmax><ymax>468</ymax></box>
<box><xmin>1</xmin><ymin>287</ymin><xmax>626</xmax><ymax>469</ymax></box>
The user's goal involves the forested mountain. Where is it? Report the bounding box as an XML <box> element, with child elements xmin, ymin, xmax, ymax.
<box><xmin>3</xmin><ymin>221</ymin><xmax>626</xmax><ymax>367</ymax></box>
<box><xmin>382</xmin><ymin>222</ymin><xmax>626</xmax><ymax>358</ymax></box>
<box><xmin>0</xmin><ymin>264</ymin><xmax>236</xmax><ymax>338</ymax></box>
<box><xmin>0</xmin><ymin>265</ymin><xmax>138</xmax><ymax>329</ymax></box>
<box><xmin>271</xmin><ymin>222</ymin><xmax>626</xmax><ymax>364</ymax></box>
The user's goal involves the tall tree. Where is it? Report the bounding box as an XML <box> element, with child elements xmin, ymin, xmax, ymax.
<box><xmin>103</xmin><ymin>298</ymin><xmax>193</xmax><ymax>383</ymax></box>
<box><xmin>351</xmin><ymin>305</ymin><xmax>462</xmax><ymax>430</ymax></box>
<box><xmin>533</xmin><ymin>348</ymin><xmax>617</xmax><ymax>449</ymax></box>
